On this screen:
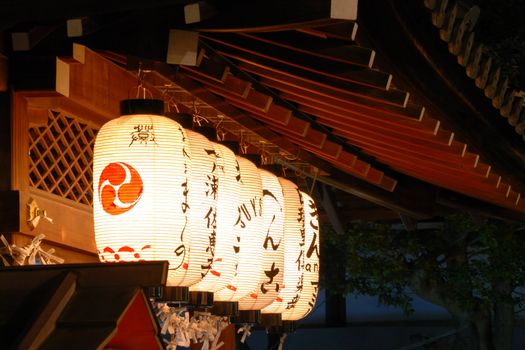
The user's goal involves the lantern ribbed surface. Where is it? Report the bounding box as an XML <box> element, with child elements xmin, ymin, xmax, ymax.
<box><xmin>262</xmin><ymin>178</ymin><xmax>305</xmax><ymax>314</ymax></box>
<box><xmin>282</xmin><ymin>191</ymin><xmax>320</xmax><ymax>321</ymax></box>
<box><xmin>185</xmin><ymin>130</ymin><xmax>217</xmax><ymax>283</ymax></box>
<box><xmin>190</xmin><ymin>142</ymin><xmax>240</xmax><ymax>292</ymax></box>
<box><xmin>93</xmin><ymin>113</ymin><xmax>194</xmax><ymax>286</ymax></box>
<box><xmin>214</xmin><ymin>156</ymin><xmax>264</xmax><ymax>302</ymax></box>
<box><xmin>239</xmin><ymin>169</ymin><xmax>285</xmax><ymax>310</ymax></box>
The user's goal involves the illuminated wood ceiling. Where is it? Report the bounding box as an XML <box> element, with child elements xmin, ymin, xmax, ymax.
<box><xmin>3</xmin><ymin>0</ymin><xmax>525</xmax><ymax>221</ymax></box>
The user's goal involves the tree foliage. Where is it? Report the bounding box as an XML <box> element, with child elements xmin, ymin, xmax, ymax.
<box><xmin>473</xmin><ymin>0</ymin><xmax>525</xmax><ymax>89</ymax></box>
<box><xmin>322</xmin><ymin>213</ymin><xmax>525</xmax><ymax>349</ymax></box>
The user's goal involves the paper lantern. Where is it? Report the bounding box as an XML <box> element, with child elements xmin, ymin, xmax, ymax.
<box><xmin>93</xmin><ymin>99</ymin><xmax>194</xmax><ymax>286</ymax></box>
<box><xmin>261</xmin><ymin>178</ymin><xmax>305</xmax><ymax>314</ymax></box>
<box><xmin>214</xmin><ymin>156</ymin><xmax>264</xmax><ymax>302</ymax></box>
<box><xmin>282</xmin><ymin>191</ymin><xmax>320</xmax><ymax>321</ymax></box>
<box><xmin>238</xmin><ymin>169</ymin><xmax>285</xmax><ymax>310</ymax></box>
<box><xmin>189</xmin><ymin>142</ymin><xmax>240</xmax><ymax>293</ymax></box>
<box><xmin>184</xmin><ymin>130</ymin><xmax>217</xmax><ymax>283</ymax></box>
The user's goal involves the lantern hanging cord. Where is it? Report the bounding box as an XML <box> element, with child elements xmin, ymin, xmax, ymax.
<box><xmin>133</xmin><ymin>62</ymin><xmax>153</xmax><ymax>99</ymax></box>
<box><xmin>192</xmin><ymin>100</ymin><xmax>210</xmax><ymax>126</ymax></box>
<box><xmin>166</xmin><ymin>93</ymin><xmax>180</xmax><ymax>113</ymax></box>
<box><xmin>309</xmin><ymin>167</ymin><xmax>319</xmax><ymax>196</ymax></box>
<box><xmin>215</xmin><ymin>116</ymin><xmax>226</xmax><ymax>141</ymax></box>
<box><xmin>260</xmin><ymin>143</ymin><xmax>269</xmax><ymax>165</ymax></box>
<box><xmin>240</xmin><ymin>131</ymin><xmax>249</xmax><ymax>154</ymax></box>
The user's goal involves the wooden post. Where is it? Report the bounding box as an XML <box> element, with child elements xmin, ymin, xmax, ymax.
<box><xmin>0</xmin><ymin>53</ymin><xmax>7</xmax><ymax>92</ymax></box>
<box><xmin>0</xmin><ymin>92</ymin><xmax>10</xmax><ymax>190</ymax></box>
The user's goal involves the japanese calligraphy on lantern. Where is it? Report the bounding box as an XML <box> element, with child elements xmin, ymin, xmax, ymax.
<box><xmin>262</xmin><ymin>178</ymin><xmax>305</xmax><ymax>315</ymax></box>
<box><xmin>93</xmin><ymin>110</ymin><xmax>194</xmax><ymax>287</ymax></box>
<box><xmin>215</xmin><ymin>157</ymin><xmax>265</xmax><ymax>302</ymax></box>
<box><xmin>129</xmin><ymin>124</ymin><xmax>156</xmax><ymax>146</ymax></box>
<box><xmin>185</xmin><ymin>130</ymin><xmax>218</xmax><ymax>281</ymax></box>
<box><xmin>189</xmin><ymin>143</ymin><xmax>240</xmax><ymax>294</ymax></box>
<box><xmin>282</xmin><ymin>192</ymin><xmax>320</xmax><ymax>321</ymax></box>
<box><xmin>239</xmin><ymin>169</ymin><xmax>285</xmax><ymax>311</ymax></box>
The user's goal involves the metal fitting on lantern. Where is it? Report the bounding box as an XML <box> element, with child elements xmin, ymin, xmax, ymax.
<box><xmin>267</xmin><ymin>320</ymin><xmax>297</xmax><ymax>334</ymax></box>
<box><xmin>232</xmin><ymin>310</ymin><xmax>261</xmax><ymax>325</ymax></box>
<box><xmin>260</xmin><ymin>313</ymin><xmax>282</xmax><ymax>328</ymax></box>
<box><xmin>148</xmin><ymin>286</ymin><xmax>189</xmax><ymax>305</ymax></box>
<box><xmin>120</xmin><ymin>98</ymin><xmax>164</xmax><ymax>116</ymax></box>
<box><xmin>188</xmin><ymin>291</ymin><xmax>214</xmax><ymax>308</ymax></box>
<box><xmin>211</xmin><ymin>301</ymin><xmax>239</xmax><ymax>317</ymax></box>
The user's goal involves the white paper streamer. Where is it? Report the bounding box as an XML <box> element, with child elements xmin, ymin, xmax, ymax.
<box><xmin>237</xmin><ymin>324</ymin><xmax>252</xmax><ymax>343</ymax></box>
<box><xmin>0</xmin><ymin>234</ymin><xmax>64</xmax><ymax>266</ymax></box>
<box><xmin>154</xmin><ymin>303</ymin><xmax>230</xmax><ymax>349</ymax></box>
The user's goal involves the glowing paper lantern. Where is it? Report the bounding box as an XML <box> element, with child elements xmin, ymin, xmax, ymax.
<box><xmin>184</xmin><ymin>130</ymin><xmax>217</xmax><ymax>282</ymax></box>
<box><xmin>238</xmin><ymin>169</ymin><xmax>285</xmax><ymax>310</ymax></box>
<box><xmin>282</xmin><ymin>191</ymin><xmax>320</xmax><ymax>321</ymax></box>
<box><xmin>214</xmin><ymin>156</ymin><xmax>264</xmax><ymax>302</ymax></box>
<box><xmin>93</xmin><ymin>99</ymin><xmax>195</xmax><ymax>286</ymax></box>
<box><xmin>189</xmin><ymin>142</ymin><xmax>240</xmax><ymax>293</ymax></box>
<box><xmin>262</xmin><ymin>178</ymin><xmax>305</xmax><ymax>314</ymax></box>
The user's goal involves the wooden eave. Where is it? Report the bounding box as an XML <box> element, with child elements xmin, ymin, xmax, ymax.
<box><xmin>174</xmin><ymin>28</ymin><xmax>525</xmax><ymax>216</ymax></box>
<box><xmin>3</xmin><ymin>0</ymin><xmax>525</xmax><ymax>221</ymax></box>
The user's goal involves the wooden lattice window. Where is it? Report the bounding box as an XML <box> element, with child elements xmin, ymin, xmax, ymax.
<box><xmin>28</xmin><ymin>110</ymin><xmax>98</xmax><ymax>205</ymax></box>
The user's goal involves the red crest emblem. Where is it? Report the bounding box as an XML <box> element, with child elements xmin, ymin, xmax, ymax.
<box><xmin>99</xmin><ymin>162</ymin><xmax>143</xmax><ymax>215</ymax></box>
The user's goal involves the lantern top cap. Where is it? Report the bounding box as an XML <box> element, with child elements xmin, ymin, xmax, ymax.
<box><xmin>120</xmin><ymin>99</ymin><xmax>164</xmax><ymax>116</ymax></box>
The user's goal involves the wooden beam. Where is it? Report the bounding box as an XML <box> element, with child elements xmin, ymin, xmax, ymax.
<box><xmin>184</xmin><ymin>1</ymin><xmax>217</xmax><ymax>24</ymax></box>
<box><xmin>16</xmin><ymin>272</ymin><xmax>77</xmax><ymax>350</ymax></box>
<box><xmin>298</xmin><ymin>21</ymin><xmax>359</xmax><ymax>41</ymax></box>
<box><xmin>437</xmin><ymin>189</ymin><xmax>525</xmax><ymax>223</ymax></box>
<box><xmin>201</xmin><ymin>36</ymin><xmax>409</xmax><ymax>107</ymax></box>
<box><xmin>173</xmin><ymin>71</ymin><xmax>334</xmax><ymax>171</ymax></box>
<box><xmin>204</xmin><ymin>32</ymin><xmax>390</xmax><ymax>88</ymax></box>
<box><xmin>286</xmin><ymin>162</ymin><xmax>436</xmax><ymax>220</ymax></box>
<box><xmin>0</xmin><ymin>53</ymin><xmax>7</xmax><ymax>91</ymax></box>
<box><xmin>56</xmin><ymin>44</ymin><xmax>163</xmax><ymax>120</ymax></box>
<box><xmin>11</xmin><ymin>25</ymin><xmax>59</xmax><ymax>51</ymax></box>
<box><xmin>0</xmin><ymin>191</ymin><xmax>19</xmax><ymax>232</ymax></box>
<box><xmin>187</xmin><ymin>0</ymin><xmax>356</xmax><ymax>32</ymax></box>
<box><xmin>166</xmin><ymin>30</ymin><xmax>199</xmax><ymax>66</ymax></box>
<box><xmin>358</xmin><ymin>0</ymin><xmax>525</xmax><ymax>196</ymax></box>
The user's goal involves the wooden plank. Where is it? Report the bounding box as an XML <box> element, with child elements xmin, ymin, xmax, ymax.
<box><xmin>0</xmin><ymin>53</ymin><xmax>6</xmax><ymax>91</ymax></box>
<box><xmin>11</xmin><ymin>93</ymin><xmax>31</xmax><ymax>191</ymax></box>
<box><xmin>304</xmin><ymin>21</ymin><xmax>359</xmax><ymax>41</ymax></box>
<box><xmin>0</xmin><ymin>92</ymin><xmax>10</xmax><ymax>189</ymax></box>
<box><xmin>10</xmin><ymin>233</ymin><xmax>98</xmax><ymax>263</ymax></box>
<box><xmin>17</xmin><ymin>187</ymin><xmax>96</xmax><ymax>254</ymax></box>
<box><xmin>352</xmin><ymin>141</ymin><xmax>498</xmax><ymax>187</ymax></box>
<box><xmin>56</xmin><ymin>44</ymin><xmax>162</xmax><ymax>120</ymax></box>
<box><xmin>202</xmin><ymin>38</ymin><xmax>409</xmax><ymax>107</ymax></box>
<box><xmin>188</xmin><ymin>0</ymin><xmax>342</xmax><ymax>32</ymax></box>
<box><xmin>258</xmin><ymin>30</ymin><xmax>372</xmax><ymax>66</ymax></box>
<box><xmin>336</xmin><ymin>130</ymin><xmax>490</xmax><ymax>180</ymax></box>
<box><xmin>248</xmin><ymin>65</ymin><xmax>413</xmax><ymax>116</ymax></box>
<box><xmin>298</xmin><ymin>103</ymin><xmax>455</xmax><ymax>149</ymax></box>
<box><xmin>16</xmin><ymin>272</ymin><xmax>77</xmax><ymax>350</ymax></box>
<box><xmin>174</xmin><ymin>72</ymin><xmax>333</xmax><ymax>171</ymax></box>
<box><xmin>0</xmin><ymin>190</ymin><xmax>20</xmax><ymax>232</ymax></box>
<box><xmin>327</xmin><ymin>121</ymin><xmax>469</xmax><ymax>162</ymax></box>
<box><xmin>211</xmin><ymin>32</ymin><xmax>389</xmax><ymax>88</ymax></box>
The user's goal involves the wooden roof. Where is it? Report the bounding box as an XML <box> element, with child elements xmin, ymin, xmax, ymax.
<box><xmin>176</xmin><ymin>29</ymin><xmax>525</xmax><ymax>215</ymax></box>
<box><xmin>2</xmin><ymin>0</ymin><xmax>525</xmax><ymax>221</ymax></box>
